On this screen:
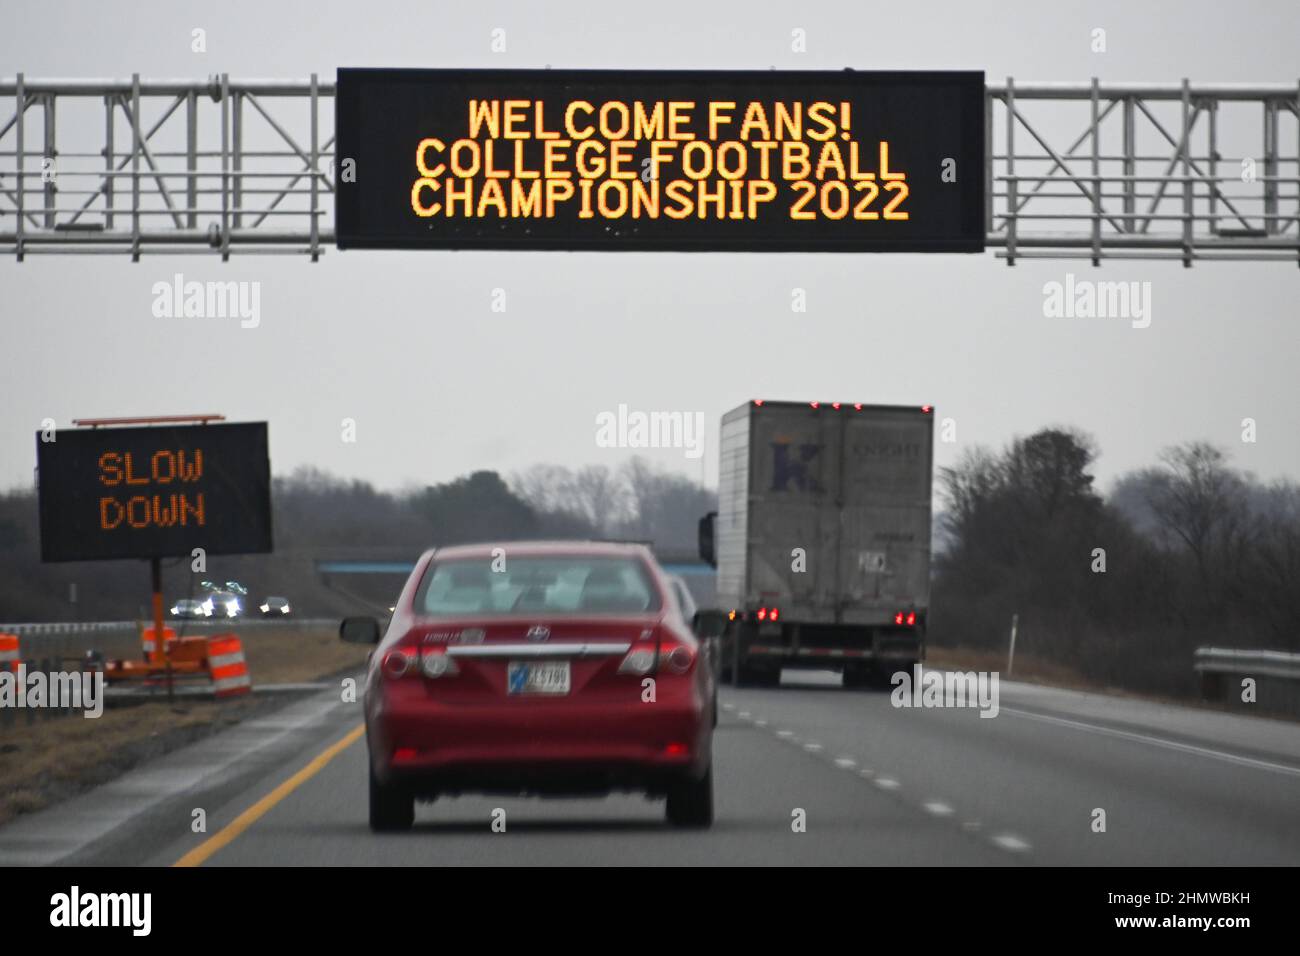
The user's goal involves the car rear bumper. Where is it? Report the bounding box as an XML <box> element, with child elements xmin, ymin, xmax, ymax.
<box><xmin>369</xmin><ymin>698</ymin><xmax>711</xmax><ymax>796</ymax></box>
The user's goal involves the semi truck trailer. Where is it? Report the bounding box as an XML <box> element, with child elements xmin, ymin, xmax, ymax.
<box><xmin>699</xmin><ymin>400</ymin><xmax>933</xmax><ymax>688</ymax></box>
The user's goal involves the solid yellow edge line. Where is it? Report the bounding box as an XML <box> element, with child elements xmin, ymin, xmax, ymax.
<box><xmin>174</xmin><ymin>722</ymin><xmax>366</xmax><ymax>867</ymax></box>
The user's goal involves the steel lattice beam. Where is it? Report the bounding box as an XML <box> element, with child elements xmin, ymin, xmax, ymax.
<box><xmin>1</xmin><ymin>76</ymin><xmax>1297</xmax><ymax>263</ymax></box>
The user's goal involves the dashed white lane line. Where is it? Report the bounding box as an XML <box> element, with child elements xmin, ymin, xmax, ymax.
<box><xmin>726</xmin><ymin>704</ymin><xmax>1029</xmax><ymax>855</ymax></box>
<box><xmin>992</xmin><ymin>834</ymin><xmax>1032</xmax><ymax>853</ymax></box>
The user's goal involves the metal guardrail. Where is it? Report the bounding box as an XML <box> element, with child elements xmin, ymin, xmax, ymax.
<box><xmin>0</xmin><ymin>617</ymin><xmax>338</xmax><ymax>638</ymax></box>
<box><xmin>1194</xmin><ymin>647</ymin><xmax>1300</xmax><ymax>681</ymax></box>
<box><xmin>0</xmin><ymin>621</ymin><xmax>134</xmax><ymax>636</ymax></box>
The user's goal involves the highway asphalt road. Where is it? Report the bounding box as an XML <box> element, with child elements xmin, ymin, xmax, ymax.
<box><xmin>3</xmin><ymin>670</ymin><xmax>1299</xmax><ymax>866</ymax></box>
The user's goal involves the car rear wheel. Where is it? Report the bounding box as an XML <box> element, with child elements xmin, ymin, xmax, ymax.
<box><xmin>670</xmin><ymin>764</ymin><xmax>712</xmax><ymax>827</ymax></box>
<box><xmin>369</xmin><ymin>763</ymin><xmax>414</xmax><ymax>832</ymax></box>
<box><xmin>665</xmin><ymin>765</ymin><xmax>713</xmax><ymax>828</ymax></box>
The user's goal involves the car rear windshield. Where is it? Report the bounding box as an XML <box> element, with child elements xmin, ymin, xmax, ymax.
<box><xmin>415</xmin><ymin>555</ymin><xmax>661</xmax><ymax>616</ymax></box>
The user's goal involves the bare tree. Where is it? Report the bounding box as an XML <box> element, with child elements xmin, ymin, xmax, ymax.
<box><xmin>571</xmin><ymin>465</ymin><xmax>629</xmax><ymax>534</ymax></box>
<box><xmin>1144</xmin><ymin>442</ymin><xmax>1249</xmax><ymax>604</ymax></box>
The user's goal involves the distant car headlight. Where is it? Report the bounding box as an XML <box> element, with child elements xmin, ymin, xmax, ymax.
<box><xmin>169</xmin><ymin>606</ymin><xmax>180</xmax><ymax>615</ymax></box>
<box><xmin>280</xmin><ymin>605</ymin><xmax>290</xmax><ymax>614</ymax></box>
<box><xmin>202</xmin><ymin>599</ymin><xmax>214</xmax><ymax>613</ymax></box>
<box><xmin>260</xmin><ymin>604</ymin><xmax>270</xmax><ymax>613</ymax></box>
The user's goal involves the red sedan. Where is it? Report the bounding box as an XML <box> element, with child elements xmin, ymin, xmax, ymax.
<box><xmin>341</xmin><ymin>541</ymin><xmax>717</xmax><ymax>831</ymax></box>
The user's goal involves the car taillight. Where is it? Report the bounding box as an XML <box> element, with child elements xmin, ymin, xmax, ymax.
<box><xmin>619</xmin><ymin>641</ymin><xmax>696</xmax><ymax>676</ymax></box>
<box><xmin>906</xmin><ymin>611</ymin><xmax>916</xmax><ymax>626</ymax></box>
<box><xmin>664</xmin><ymin>644</ymin><xmax>694</xmax><ymax>673</ymax></box>
<box><xmin>893</xmin><ymin>611</ymin><xmax>918</xmax><ymax>627</ymax></box>
<box><xmin>383</xmin><ymin>644</ymin><xmax>461</xmax><ymax>679</ymax></box>
<box><xmin>618</xmin><ymin>649</ymin><xmax>657</xmax><ymax>675</ymax></box>
<box><xmin>757</xmin><ymin>607</ymin><xmax>767</xmax><ymax>621</ymax></box>
<box><xmin>383</xmin><ymin>649</ymin><xmax>415</xmax><ymax>678</ymax></box>
<box><xmin>420</xmin><ymin>649</ymin><xmax>460</xmax><ymax>678</ymax></box>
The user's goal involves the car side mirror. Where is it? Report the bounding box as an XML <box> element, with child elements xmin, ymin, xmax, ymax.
<box><xmin>698</xmin><ymin>511</ymin><xmax>717</xmax><ymax>568</ymax></box>
<box><xmin>693</xmin><ymin>608</ymin><xmax>728</xmax><ymax>639</ymax></box>
<box><xmin>340</xmin><ymin>616</ymin><xmax>381</xmax><ymax>645</ymax></box>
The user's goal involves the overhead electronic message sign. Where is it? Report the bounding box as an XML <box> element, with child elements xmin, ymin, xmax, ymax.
<box><xmin>36</xmin><ymin>423</ymin><xmax>272</xmax><ymax>562</ymax></box>
<box><xmin>335</xmin><ymin>68</ymin><xmax>985</xmax><ymax>252</ymax></box>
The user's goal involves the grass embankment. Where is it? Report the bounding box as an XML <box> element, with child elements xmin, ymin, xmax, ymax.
<box><xmin>0</xmin><ymin>624</ymin><xmax>369</xmax><ymax>825</ymax></box>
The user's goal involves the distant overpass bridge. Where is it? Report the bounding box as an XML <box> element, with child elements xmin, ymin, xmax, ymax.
<box><xmin>1</xmin><ymin>75</ymin><xmax>1297</xmax><ymax>263</ymax></box>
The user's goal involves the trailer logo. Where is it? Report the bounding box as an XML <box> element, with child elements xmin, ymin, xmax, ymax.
<box><xmin>770</xmin><ymin>442</ymin><xmax>822</xmax><ymax>493</ymax></box>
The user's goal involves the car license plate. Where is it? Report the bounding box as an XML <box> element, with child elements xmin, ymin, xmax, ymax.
<box><xmin>507</xmin><ymin>661</ymin><xmax>570</xmax><ymax>695</ymax></box>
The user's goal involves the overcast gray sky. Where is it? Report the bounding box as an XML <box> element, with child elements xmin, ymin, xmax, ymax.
<box><xmin>2</xmin><ymin>0</ymin><xmax>1298</xmax><ymax>496</ymax></box>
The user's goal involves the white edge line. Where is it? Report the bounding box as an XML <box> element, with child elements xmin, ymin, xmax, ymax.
<box><xmin>1002</xmin><ymin>706</ymin><xmax>1300</xmax><ymax>778</ymax></box>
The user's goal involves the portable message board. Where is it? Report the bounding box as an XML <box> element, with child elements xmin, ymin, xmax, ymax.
<box><xmin>36</xmin><ymin>422</ymin><xmax>272</xmax><ymax>562</ymax></box>
<box><xmin>335</xmin><ymin>68</ymin><xmax>985</xmax><ymax>252</ymax></box>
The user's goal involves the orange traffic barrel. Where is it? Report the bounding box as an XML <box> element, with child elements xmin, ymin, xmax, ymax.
<box><xmin>142</xmin><ymin>625</ymin><xmax>177</xmax><ymax>663</ymax></box>
<box><xmin>0</xmin><ymin>633</ymin><xmax>19</xmax><ymax>673</ymax></box>
<box><xmin>207</xmin><ymin>634</ymin><xmax>251</xmax><ymax>698</ymax></box>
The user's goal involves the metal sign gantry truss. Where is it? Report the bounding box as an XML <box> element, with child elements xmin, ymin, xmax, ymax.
<box><xmin>1</xmin><ymin>74</ymin><xmax>1298</xmax><ymax>264</ymax></box>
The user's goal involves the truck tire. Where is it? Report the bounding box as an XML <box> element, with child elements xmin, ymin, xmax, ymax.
<box><xmin>369</xmin><ymin>763</ymin><xmax>415</xmax><ymax>832</ymax></box>
<box><xmin>843</xmin><ymin>664</ymin><xmax>872</xmax><ymax>689</ymax></box>
<box><xmin>666</xmin><ymin>766</ymin><xmax>714</xmax><ymax>827</ymax></box>
<box><xmin>737</xmin><ymin>663</ymin><xmax>781</xmax><ymax>687</ymax></box>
